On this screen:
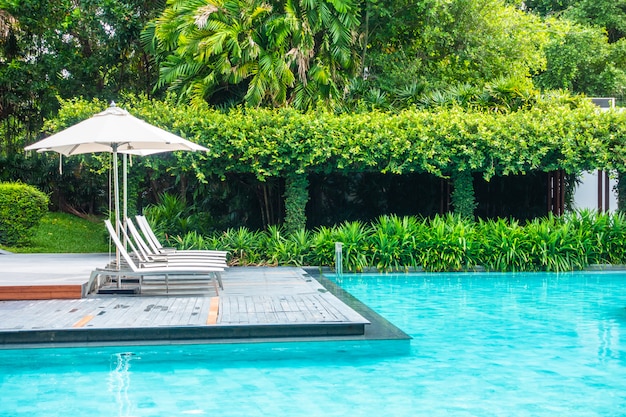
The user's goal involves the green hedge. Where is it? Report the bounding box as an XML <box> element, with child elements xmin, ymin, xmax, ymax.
<box><xmin>161</xmin><ymin>210</ymin><xmax>626</xmax><ymax>273</ymax></box>
<box><xmin>47</xmin><ymin>95</ymin><xmax>626</xmax><ymax>180</ymax></box>
<box><xmin>0</xmin><ymin>182</ymin><xmax>49</xmax><ymax>246</ymax></box>
<box><xmin>42</xmin><ymin>95</ymin><xmax>626</xmax><ymax>224</ymax></box>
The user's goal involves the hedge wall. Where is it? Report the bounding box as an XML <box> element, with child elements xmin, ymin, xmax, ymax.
<box><xmin>40</xmin><ymin>96</ymin><xmax>626</xmax><ymax>228</ymax></box>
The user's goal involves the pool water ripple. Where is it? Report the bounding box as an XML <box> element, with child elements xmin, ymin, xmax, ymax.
<box><xmin>1</xmin><ymin>271</ymin><xmax>625</xmax><ymax>416</ymax></box>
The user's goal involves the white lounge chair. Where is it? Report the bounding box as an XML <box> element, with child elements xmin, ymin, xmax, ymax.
<box><xmin>135</xmin><ymin>215</ymin><xmax>228</xmax><ymax>258</ymax></box>
<box><xmin>117</xmin><ymin>219</ymin><xmax>227</xmax><ymax>285</ymax></box>
<box><xmin>125</xmin><ymin>218</ymin><xmax>227</xmax><ymax>266</ymax></box>
<box><xmin>88</xmin><ymin>220</ymin><xmax>225</xmax><ymax>294</ymax></box>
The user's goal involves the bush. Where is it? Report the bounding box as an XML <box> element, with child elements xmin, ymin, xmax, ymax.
<box><xmin>153</xmin><ymin>210</ymin><xmax>626</xmax><ymax>272</ymax></box>
<box><xmin>0</xmin><ymin>182</ymin><xmax>49</xmax><ymax>246</ymax></box>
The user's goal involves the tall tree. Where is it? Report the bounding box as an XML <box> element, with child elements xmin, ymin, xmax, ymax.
<box><xmin>350</xmin><ymin>0</ymin><xmax>549</xmax><ymax>108</ymax></box>
<box><xmin>521</xmin><ymin>0</ymin><xmax>626</xmax><ymax>42</ymax></box>
<box><xmin>512</xmin><ymin>1</ymin><xmax>626</xmax><ymax>98</ymax></box>
<box><xmin>0</xmin><ymin>0</ymin><xmax>163</xmax><ymax>154</ymax></box>
<box><xmin>148</xmin><ymin>0</ymin><xmax>360</xmax><ymax>109</ymax></box>
<box><xmin>534</xmin><ymin>21</ymin><xmax>626</xmax><ymax>97</ymax></box>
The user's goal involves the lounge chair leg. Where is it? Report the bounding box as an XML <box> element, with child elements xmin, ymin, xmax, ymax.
<box><xmin>215</xmin><ymin>272</ymin><xmax>224</xmax><ymax>290</ymax></box>
<box><xmin>212</xmin><ymin>273</ymin><xmax>219</xmax><ymax>295</ymax></box>
<box><xmin>86</xmin><ymin>270</ymin><xmax>98</xmax><ymax>296</ymax></box>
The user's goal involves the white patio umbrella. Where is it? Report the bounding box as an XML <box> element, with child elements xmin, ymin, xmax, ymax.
<box><xmin>24</xmin><ymin>103</ymin><xmax>209</xmax><ymax>267</ymax></box>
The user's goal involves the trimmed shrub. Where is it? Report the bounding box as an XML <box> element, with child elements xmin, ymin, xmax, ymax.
<box><xmin>0</xmin><ymin>182</ymin><xmax>49</xmax><ymax>246</ymax></box>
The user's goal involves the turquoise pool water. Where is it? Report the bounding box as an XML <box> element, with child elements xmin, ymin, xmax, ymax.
<box><xmin>1</xmin><ymin>271</ymin><xmax>625</xmax><ymax>416</ymax></box>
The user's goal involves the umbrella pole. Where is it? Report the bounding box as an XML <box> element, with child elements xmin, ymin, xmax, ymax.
<box><xmin>113</xmin><ymin>147</ymin><xmax>121</xmax><ymax>285</ymax></box>
<box><xmin>123</xmin><ymin>153</ymin><xmax>128</xmax><ymax>250</ymax></box>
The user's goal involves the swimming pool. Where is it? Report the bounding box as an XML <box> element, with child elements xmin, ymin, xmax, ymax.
<box><xmin>1</xmin><ymin>271</ymin><xmax>625</xmax><ymax>416</ymax></box>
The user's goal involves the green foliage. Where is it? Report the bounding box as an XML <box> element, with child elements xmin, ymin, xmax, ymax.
<box><xmin>535</xmin><ymin>21</ymin><xmax>626</xmax><ymax>98</ymax></box>
<box><xmin>0</xmin><ymin>182</ymin><xmax>49</xmax><ymax>245</ymax></box>
<box><xmin>368</xmin><ymin>214</ymin><xmax>420</xmax><ymax>271</ymax></box>
<box><xmin>417</xmin><ymin>214</ymin><xmax>479</xmax><ymax>272</ymax></box>
<box><xmin>477</xmin><ymin>210</ymin><xmax>626</xmax><ymax>272</ymax></box>
<box><xmin>0</xmin><ymin>1</ymin><xmax>163</xmax><ymax>153</ymax></box>
<box><xmin>524</xmin><ymin>214</ymin><xmax>589</xmax><ymax>271</ymax></box>
<box><xmin>286</xmin><ymin>228</ymin><xmax>314</xmax><ymax>266</ymax></box>
<box><xmin>262</xmin><ymin>225</ymin><xmax>313</xmax><ymax>266</ymax></box>
<box><xmin>523</xmin><ymin>0</ymin><xmax>626</xmax><ymax>43</ymax></box>
<box><xmin>334</xmin><ymin>221</ymin><xmax>370</xmax><ymax>272</ymax></box>
<box><xmin>143</xmin><ymin>193</ymin><xmax>191</xmax><ymax>238</ymax></box>
<box><xmin>219</xmin><ymin>227</ymin><xmax>265</xmax><ymax>266</ymax></box>
<box><xmin>0</xmin><ymin>212</ymin><xmax>108</xmax><ymax>253</ymax></box>
<box><xmin>55</xmin><ymin>94</ymin><xmax>625</xmax><ymax>183</ymax></box>
<box><xmin>360</xmin><ymin>0</ymin><xmax>549</xmax><ymax>105</ymax></box>
<box><xmin>310</xmin><ymin>225</ymin><xmax>338</xmax><ymax>268</ymax></box>
<box><xmin>450</xmin><ymin>170</ymin><xmax>477</xmax><ymax>219</ymax></box>
<box><xmin>40</xmin><ymin>95</ymin><xmax>626</xmax><ymax>224</ymax></box>
<box><xmin>283</xmin><ymin>173</ymin><xmax>309</xmax><ymax>233</ymax></box>
<box><xmin>477</xmin><ymin>217</ymin><xmax>531</xmax><ymax>271</ymax></box>
<box><xmin>135</xmin><ymin>209</ymin><xmax>626</xmax><ymax>272</ymax></box>
<box><xmin>604</xmin><ymin>211</ymin><xmax>626</xmax><ymax>264</ymax></box>
<box><xmin>149</xmin><ymin>0</ymin><xmax>360</xmax><ymax>109</ymax></box>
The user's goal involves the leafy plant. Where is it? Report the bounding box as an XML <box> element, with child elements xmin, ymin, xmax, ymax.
<box><xmin>311</xmin><ymin>225</ymin><xmax>338</xmax><ymax>268</ymax></box>
<box><xmin>334</xmin><ymin>221</ymin><xmax>371</xmax><ymax>272</ymax></box>
<box><xmin>417</xmin><ymin>214</ymin><xmax>479</xmax><ymax>272</ymax></box>
<box><xmin>43</xmin><ymin>94</ymin><xmax>626</xmax><ymax>226</ymax></box>
<box><xmin>477</xmin><ymin>217</ymin><xmax>531</xmax><ymax>271</ymax></box>
<box><xmin>524</xmin><ymin>214</ymin><xmax>587</xmax><ymax>272</ymax></box>
<box><xmin>220</xmin><ymin>227</ymin><xmax>265</xmax><ymax>266</ymax></box>
<box><xmin>369</xmin><ymin>215</ymin><xmax>420</xmax><ymax>271</ymax></box>
<box><xmin>143</xmin><ymin>193</ymin><xmax>195</xmax><ymax>241</ymax></box>
<box><xmin>0</xmin><ymin>182</ymin><xmax>49</xmax><ymax>245</ymax></box>
<box><xmin>603</xmin><ymin>211</ymin><xmax>626</xmax><ymax>264</ymax></box>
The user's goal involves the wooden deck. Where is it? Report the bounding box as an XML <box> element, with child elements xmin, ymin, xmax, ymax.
<box><xmin>0</xmin><ymin>253</ymin><xmax>111</xmax><ymax>300</ymax></box>
<box><xmin>0</xmin><ymin>260</ymin><xmax>382</xmax><ymax>346</ymax></box>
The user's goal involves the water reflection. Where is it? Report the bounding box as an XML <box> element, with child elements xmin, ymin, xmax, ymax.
<box><xmin>108</xmin><ymin>352</ymin><xmax>135</xmax><ymax>417</ymax></box>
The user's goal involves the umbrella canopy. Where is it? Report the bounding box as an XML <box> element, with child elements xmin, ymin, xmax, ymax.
<box><xmin>24</xmin><ymin>103</ymin><xmax>209</xmax><ymax>268</ymax></box>
<box><xmin>25</xmin><ymin>104</ymin><xmax>208</xmax><ymax>156</ymax></box>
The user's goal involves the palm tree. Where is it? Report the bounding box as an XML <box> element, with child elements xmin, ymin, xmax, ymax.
<box><xmin>148</xmin><ymin>0</ymin><xmax>359</xmax><ymax>109</ymax></box>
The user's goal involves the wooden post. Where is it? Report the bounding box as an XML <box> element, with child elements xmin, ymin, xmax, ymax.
<box><xmin>547</xmin><ymin>170</ymin><xmax>565</xmax><ymax>216</ymax></box>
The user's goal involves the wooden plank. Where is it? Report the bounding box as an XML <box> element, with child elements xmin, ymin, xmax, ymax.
<box><xmin>245</xmin><ymin>296</ymin><xmax>258</xmax><ymax>324</ymax></box>
<box><xmin>301</xmin><ymin>294</ymin><xmax>332</xmax><ymax>322</ymax></box>
<box><xmin>234</xmin><ymin>296</ymin><xmax>247</xmax><ymax>324</ymax></box>
<box><xmin>259</xmin><ymin>296</ymin><xmax>274</xmax><ymax>323</ymax></box>
<box><xmin>294</xmin><ymin>296</ymin><xmax>319</xmax><ymax>323</ymax></box>
<box><xmin>73</xmin><ymin>315</ymin><xmax>95</xmax><ymax>328</ymax></box>
<box><xmin>29</xmin><ymin>300</ymin><xmax>69</xmax><ymax>329</ymax></box>
<box><xmin>217</xmin><ymin>297</ymin><xmax>230</xmax><ymax>324</ymax></box>
<box><xmin>146</xmin><ymin>298</ymin><xmax>174</xmax><ymax>326</ymax></box>
<box><xmin>189</xmin><ymin>297</ymin><xmax>207</xmax><ymax>325</ymax></box>
<box><xmin>270</xmin><ymin>297</ymin><xmax>289</xmax><ymax>323</ymax></box>
<box><xmin>206</xmin><ymin>297</ymin><xmax>219</xmax><ymax>325</ymax></box>
<box><xmin>313</xmin><ymin>294</ymin><xmax>353</xmax><ymax>322</ymax></box>
<box><xmin>56</xmin><ymin>299</ymin><xmax>96</xmax><ymax>328</ymax></box>
<box><xmin>164</xmin><ymin>296</ymin><xmax>191</xmax><ymax>326</ymax></box>
<box><xmin>98</xmin><ymin>299</ymin><xmax>126</xmax><ymax>327</ymax></box>
<box><xmin>0</xmin><ymin>285</ymin><xmax>83</xmax><ymax>301</ymax></box>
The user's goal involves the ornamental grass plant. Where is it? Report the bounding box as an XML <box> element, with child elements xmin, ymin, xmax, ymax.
<box><xmin>155</xmin><ymin>209</ymin><xmax>626</xmax><ymax>273</ymax></box>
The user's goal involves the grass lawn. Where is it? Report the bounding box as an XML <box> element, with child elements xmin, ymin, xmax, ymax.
<box><xmin>1</xmin><ymin>212</ymin><xmax>109</xmax><ymax>253</ymax></box>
